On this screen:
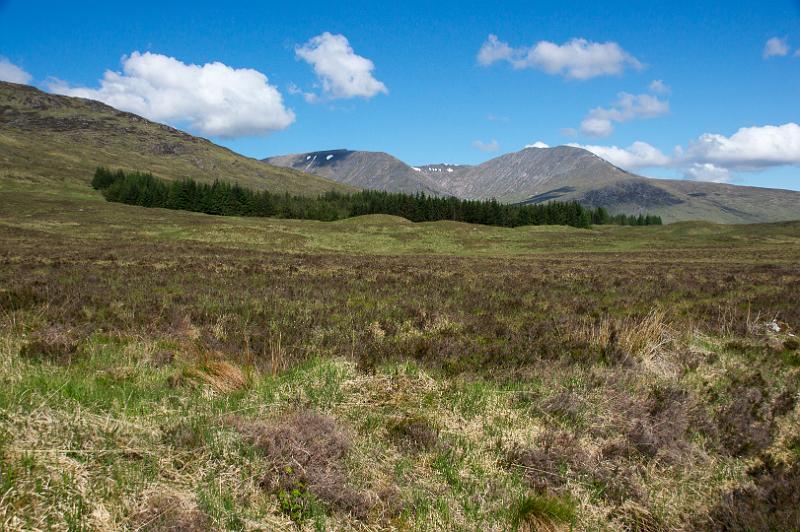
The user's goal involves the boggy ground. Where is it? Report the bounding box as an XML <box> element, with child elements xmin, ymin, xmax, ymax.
<box><xmin>1</xmin><ymin>182</ymin><xmax>799</xmax><ymax>530</ymax></box>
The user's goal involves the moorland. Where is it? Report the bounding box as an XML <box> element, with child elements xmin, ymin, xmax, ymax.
<box><xmin>1</xmin><ymin>177</ymin><xmax>799</xmax><ymax>530</ymax></box>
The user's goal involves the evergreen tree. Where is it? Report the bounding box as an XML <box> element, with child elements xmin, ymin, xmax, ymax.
<box><xmin>90</xmin><ymin>167</ymin><xmax>662</xmax><ymax>229</ymax></box>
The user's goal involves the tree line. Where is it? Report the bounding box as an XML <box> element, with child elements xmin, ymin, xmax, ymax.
<box><xmin>91</xmin><ymin>167</ymin><xmax>662</xmax><ymax>228</ymax></box>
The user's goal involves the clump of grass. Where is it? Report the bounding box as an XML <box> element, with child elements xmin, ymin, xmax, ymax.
<box><xmin>161</xmin><ymin>419</ymin><xmax>205</xmax><ymax>450</ymax></box>
<box><xmin>539</xmin><ymin>389</ymin><xmax>585</xmax><ymax>428</ymax></box>
<box><xmin>573</xmin><ymin>309</ymin><xmax>674</xmax><ymax>367</ymax></box>
<box><xmin>131</xmin><ymin>488</ymin><xmax>212</xmax><ymax>531</ymax></box>
<box><xmin>172</xmin><ymin>360</ymin><xmax>248</xmax><ymax>393</ymax></box>
<box><xmin>232</xmin><ymin>410</ymin><xmax>372</xmax><ymax>522</ymax></box>
<box><xmin>387</xmin><ymin>414</ymin><xmax>439</xmax><ymax>452</ymax></box>
<box><xmin>510</xmin><ymin>492</ymin><xmax>576</xmax><ymax>530</ymax></box>
<box><xmin>608</xmin><ymin>500</ymin><xmax>663</xmax><ymax>532</ymax></box>
<box><xmin>19</xmin><ymin>325</ymin><xmax>80</xmax><ymax>364</ymax></box>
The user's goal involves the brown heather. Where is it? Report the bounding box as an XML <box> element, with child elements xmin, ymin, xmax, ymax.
<box><xmin>1</xmin><ymin>179</ymin><xmax>799</xmax><ymax>530</ymax></box>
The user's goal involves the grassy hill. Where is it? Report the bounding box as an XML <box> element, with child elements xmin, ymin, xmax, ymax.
<box><xmin>1</xmin><ymin>181</ymin><xmax>799</xmax><ymax>530</ymax></box>
<box><xmin>0</xmin><ymin>81</ymin><xmax>354</xmax><ymax>195</ymax></box>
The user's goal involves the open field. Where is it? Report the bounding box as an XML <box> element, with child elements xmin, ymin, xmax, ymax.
<box><xmin>1</xmin><ymin>179</ymin><xmax>799</xmax><ymax>530</ymax></box>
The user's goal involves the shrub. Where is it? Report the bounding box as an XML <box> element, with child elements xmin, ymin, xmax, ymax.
<box><xmin>506</xmin><ymin>430</ymin><xmax>590</xmax><ymax>493</ymax></box>
<box><xmin>387</xmin><ymin>415</ymin><xmax>439</xmax><ymax>452</ymax></box>
<box><xmin>705</xmin><ymin>457</ymin><xmax>800</xmax><ymax>530</ymax></box>
<box><xmin>232</xmin><ymin>411</ymin><xmax>372</xmax><ymax>521</ymax></box>
<box><xmin>714</xmin><ymin>373</ymin><xmax>776</xmax><ymax>457</ymax></box>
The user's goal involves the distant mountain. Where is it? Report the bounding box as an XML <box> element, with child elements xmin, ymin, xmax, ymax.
<box><xmin>418</xmin><ymin>146</ymin><xmax>628</xmax><ymax>201</ymax></box>
<box><xmin>264</xmin><ymin>149</ymin><xmax>449</xmax><ymax>195</ymax></box>
<box><xmin>266</xmin><ymin>145</ymin><xmax>800</xmax><ymax>223</ymax></box>
<box><xmin>0</xmin><ymin>81</ymin><xmax>352</xmax><ymax>195</ymax></box>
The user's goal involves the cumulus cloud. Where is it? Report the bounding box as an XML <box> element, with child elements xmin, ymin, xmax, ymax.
<box><xmin>472</xmin><ymin>139</ymin><xmax>500</xmax><ymax>152</ymax></box>
<box><xmin>580</xmin><ymin>92</ymin><xmax>669</xmax><ymax>137</ymax></box>
<box><xmin>48</xmin><ymin>52</ymin><xmax>294</xmax><ymax>138</ymax></box>
<box><xmin>296</xmin><ymin>32</ymin><xmax>387</xmax><ymax>100</ymax></box>
<box><xmin>569</xmin><ymin>123</ymin><xmax>800</xmax><ymax>183</ymax></box>
<box><xmin>649</xmin><ymin>79</ymin><xmax>670</xmax><ymax>93</ymax></box>
<box><xmin>477</xmin><ymin>35</ymin><xmax>514</xmax><ymax>66</ymax></box>
<box><xmin>477</xmin><ymin>35</ymin><xmax>641</xmax><ymax>80</ymax></box>
<box><xmin>0</xmin><ymin>57</ymin><xmax>32</xmax><ymax>84</ymax></box>
<box><xmin>683</xmin><ymin>163</ymin><xmax>731</xmax><ymax>183</ymax></box>
<box><xmin>680</xmin><ymin>123</ymin><xmax>800</xmax><ymax>170</ymax></box>
<box><xmin>568</xmin><ymin>141</ymin><xmax>670</xmax><ymax>169</ymax></box>
<box><xmin>525</xmin><ymin>141</ymin><xmax>549</xmax><ymax>149</ymax></box>
<box><xmin>580</xmin><ymin>116</ymin><xmax>615</xmax><ymax>137</ymax></box>
<box><xmin>763</xmin><ymin>37</ymin><xmax>789</xmax><ymax>58</ymax></box>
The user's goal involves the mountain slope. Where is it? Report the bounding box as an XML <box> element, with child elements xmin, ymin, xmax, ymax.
<box><xmin>422</xmin><ymin>146</ymin><xmax>800</xmax><ymax>223</ymax></box>
<box><xmin>267</xmin><ymin>144</ymin><xmax>800</xmax><ymax>223</ymax></box>
<box><xmin>264</xmin><ymin>149</ymin><xmax>449</xmax><ymax>195</ymax></box>
<box><xmin>0</xmin><ymin>81</ymin><xmax>353</xmax><ymax>195</ymax></box>
<box><xmin>422</xmin><ymin>146</ymin><xmax>630</xmax><ymax>201</ymax></box>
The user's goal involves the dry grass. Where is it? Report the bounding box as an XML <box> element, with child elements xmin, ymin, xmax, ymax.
<box><xmin>131</xmin><ymin>488</ymin><xmax>212</xmax><ymax>531</ymax></box>
<box><xmin>175</xmin><ymin>361</ymin><xmax>248</xmax><ymax>394</ymax></box>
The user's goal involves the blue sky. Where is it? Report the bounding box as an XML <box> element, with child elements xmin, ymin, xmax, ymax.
<box><xmin>1</xmin><ymin>0</ymin><xmax>799</xmax><ymax>190</ymax></box>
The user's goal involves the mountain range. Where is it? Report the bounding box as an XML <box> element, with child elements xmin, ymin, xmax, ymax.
<box><xmin>1</xmin><ymin>80</ymin><xmax>798</xmax><ymax>224</ymax></box>
<box><xmin>265</xmin><ymin>148</ymin><xmax>800</xmax><ymax>224</ymax></box>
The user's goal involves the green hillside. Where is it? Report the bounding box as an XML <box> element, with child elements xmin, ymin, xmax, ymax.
<box><xmin>0</xmin><ymin>81</ymin><xmax>354</xmax><ymax>195</ymax></box>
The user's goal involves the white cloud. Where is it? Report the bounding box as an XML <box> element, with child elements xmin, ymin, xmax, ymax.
<box><xmin>580</xmin><ymin>117</ymin><xmax>615</xmax><ymax>137</ymax></box>
<box><xmin>568</xmin><ymin>141</ymin><xmax>670</xmax><ymax>169</ymax></box>
<box><xmin>48</xmin><ymin>52</ymin><xmax>294</xmax><ymax>138</ymax></box>
<box><xmin>763</xmin><ymin>37</ymin><xmax>789</xmax><ymax>58</ymax></box>
<box><xmin>477</xmin><ymin>35</ymin><xmax>514</xmax><ymax>66</ymax></box>
<box><xmin>560</xmin><ymin>127</ymin><xmax>578</xmax><ymax>138</ymax></box>
<box><xmin>472</xmin><ymin>139</ymin><xmax>500</xmax><ymax>152</ymax></box>
<box><xmin>477</xmin><ymin>35</ymin><xmax>641</xmax><ymax>80</ymax></box>
<box><xmin>287</xmin><ymin>82</ymin><xmax>319</xmax><ymax>103</ymax></box>
<box><xmin>525</xmin><ymin>141</ymin><xmax>549</xmax><ymax>149</ymax></box>
<box><xmin>681</xmin><ymin>123</ymin><xmax>800</xmax><ymax>169</ymax></box>
<box><xmin>580</xmin><ymin>92</ymin><xmax>669</xmax><ymax>137</ymax></box>
<box><xmin>649</xmin><ymin>79</ymin><xmax>670</xmax><ymax>94</ymax></box>
<box><xmin>683</xmin><ymin>163</ymin><xmax>731</xmax><ymax>183</ymax></box>
<box><xmin>568</xmin><ymin>123</ymin><xmax>800</xmax><ymax>183</ymax></box>
<box><xmin>296</xmin><ymin>32</ymin><xmax>387</xmax><ymax>100</ymax></box>
<box><xmin>0</xmin><ymin>57</ymin><xmax>33</xmax><ymax>84</ymax></box>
